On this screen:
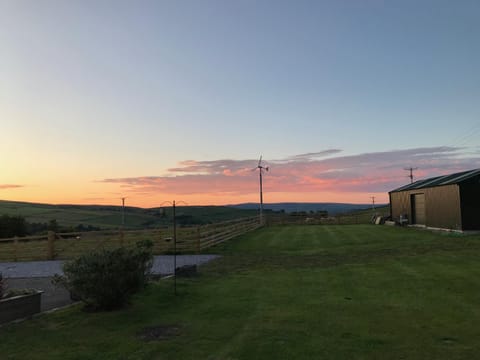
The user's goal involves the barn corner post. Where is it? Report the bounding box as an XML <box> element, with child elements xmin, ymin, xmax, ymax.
<box><xmin>47</xmin><ymin>231</ymin><xmax>55</xmax><ymax>260</ymax></box>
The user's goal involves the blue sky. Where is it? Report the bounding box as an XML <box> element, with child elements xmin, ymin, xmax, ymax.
<box><xmin>1</xmin><ymin>0</ymin><xmax>479</xmax><ymax>206</ymax></box>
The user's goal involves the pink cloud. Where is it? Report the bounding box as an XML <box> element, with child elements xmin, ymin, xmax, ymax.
<box><xmin>99</xmin><ymin>146</ymin><xmax>480</xmax><ymax>202</ymax></box>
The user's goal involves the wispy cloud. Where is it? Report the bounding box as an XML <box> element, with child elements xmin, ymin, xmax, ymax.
<box><xmin>99</xmin><ymin>146</ymin><xmax>480</xmax><ymax>201</ymax></box>
<box><xmin>0</xmin><ymin>184</ymin><xmax>23</xmax><ymax>190</ymax></box>
<box><xmin>285</xmin><ymin>150</ymin><xmax>343</xmax><ymax>161</ymax></box>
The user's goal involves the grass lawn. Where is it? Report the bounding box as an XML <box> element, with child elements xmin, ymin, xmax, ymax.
<box><xmin>2</xmin><ymin>225</ymin><xmax>480</xmax><ymax>359</ymax></box>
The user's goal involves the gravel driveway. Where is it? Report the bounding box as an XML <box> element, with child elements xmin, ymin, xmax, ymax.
<box><xmin>0</xmin><ymin>255</ymin><xmax>219</xmax><ymax>278</ymax></box>
<box><xmin>0</xmin><ymin>255</ymin><xmax>219</xmax><ymax>312</ymax></box>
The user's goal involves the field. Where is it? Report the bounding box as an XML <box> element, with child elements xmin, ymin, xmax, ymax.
<box><xmin>0</xmin><ymin>200</ymin><xmax>258</xmax><ymax>229</ymax></box>
<box><xmin>2</xmin><ymin>225</ymin><xmax>480</xmax><ymax>359</ymax></box>
<box><xmin>266</xmin><ymin>205</ymin><xmax>390</xmax><ymax>225</ymax></box>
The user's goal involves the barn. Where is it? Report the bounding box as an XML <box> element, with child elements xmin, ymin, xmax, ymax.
<box><xmin>389</xmin><ymin>168</ymin><xmax>480</xmax><ymax>231</ymax></box>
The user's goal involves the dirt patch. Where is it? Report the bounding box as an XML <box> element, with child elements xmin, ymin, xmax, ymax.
<box><xmin>137</xmin><ymin>325</ymin><xmax>181</xmax><ymax>341</ymax></box>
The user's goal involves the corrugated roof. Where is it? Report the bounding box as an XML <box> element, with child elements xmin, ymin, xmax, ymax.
<box><xmin>390</xmin><ymin>168</ymin><xmax>480</xmax><ymax>193</ymax></box>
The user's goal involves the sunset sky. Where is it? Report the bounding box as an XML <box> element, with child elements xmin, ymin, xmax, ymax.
<box><xmin>1</xmin><ymin>0</ymin><xmax>479</xmax><ymax>208</ymax></box>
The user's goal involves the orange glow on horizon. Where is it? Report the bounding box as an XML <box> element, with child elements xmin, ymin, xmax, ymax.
<box><xmin>0</xmin><ymin>185</ymin><xmax>389</xmax><ymax>208</ymax></box>
<box><xmin>3</xmin><ymin>147</ymin><xmax>471</xmax><ymax>209</ymax></box>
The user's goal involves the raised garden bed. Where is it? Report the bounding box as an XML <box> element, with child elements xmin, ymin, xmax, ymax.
<box><xmin>0</xmin><ymin>291</ymin><xmax>43</xmax><ymax>325</ymax></box>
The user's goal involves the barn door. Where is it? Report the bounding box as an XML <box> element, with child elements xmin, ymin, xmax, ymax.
<box><xmin>411</xmin><ymin>193</ymin><xmax>426</xmax><ymax>225</ymax></box>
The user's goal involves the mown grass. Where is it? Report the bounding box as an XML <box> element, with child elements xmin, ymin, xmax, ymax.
<box><xmin>1</xmin><ymin>225</ymin><xmax>480</xmax><ymax>359</ymax></box>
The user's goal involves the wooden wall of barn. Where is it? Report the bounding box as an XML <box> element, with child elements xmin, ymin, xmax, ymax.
<box><xmin>390</xmin><ymin>184</ymin><xmax>462</xmax><ymax>230</ymax></box>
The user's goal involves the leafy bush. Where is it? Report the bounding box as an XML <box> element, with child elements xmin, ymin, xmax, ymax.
<box><xmin>54</xmin><ymin>240</ymin><xmax>153</xmax><ymax>310</ymax></box>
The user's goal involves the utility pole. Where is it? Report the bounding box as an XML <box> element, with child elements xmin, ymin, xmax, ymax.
<box><xmin>404</xmin><ymin>167</ymin><xmax>418</xmax><ymax>184</ymax></box>
<box><xmin>173</xmin><ymin>200</ymin><xmax>177</xmax><ymax>296</ymax></box>
<box><xmin>259</xmin><ymin>167</ymin><xmax>264</xmax><ymax>223</ymax></box>
<box><xmin>254</xmin><ymin>156</ymin><xmax>269</xmax><ymax>226</ymax></box>
<box><xmin>121</xmin><ymin>197</ymin><xmax>126</xmax><ymax>226</ymax></box>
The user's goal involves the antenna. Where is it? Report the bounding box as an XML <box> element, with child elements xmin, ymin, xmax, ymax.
<box><xmin>253</xmin><ymin>155</ymin><xmax>269</xmax><ymax>225</ymax></box>
<box><xmin>404</xmin><ymin>167</ymin><xmax>418</xmax><ymax>184</ymax></box>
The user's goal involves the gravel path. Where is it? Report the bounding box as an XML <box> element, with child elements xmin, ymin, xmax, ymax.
<box><xmin>0</xmin><ymin>255</ymin><xmax>220</xmax><ymax>312</ymax></box>
<box><xmin>0</xmin><ymin>255</ymin><xmax>220</xmax><ymax>278</ymax></box>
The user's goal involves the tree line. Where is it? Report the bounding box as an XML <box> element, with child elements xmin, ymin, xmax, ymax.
<box><xmin>0</xmin><ymin>215</ymin><xmax>100</xmax><ymax>239</ymax></box>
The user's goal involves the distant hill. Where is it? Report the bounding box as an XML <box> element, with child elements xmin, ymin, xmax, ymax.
<box><xmin>228</xmin><ymin>202</ymin><xmax>387</xmax><ymax>215</ymax></box>
<box><xmin>0</xmin><ymin>200</ymin><xmax>257</xmax><ymax>231</ymax></box>
<box><xmin>0</xmin><ymin>199</ymin><xmax>390</xmax><ymax>233</ymax></box>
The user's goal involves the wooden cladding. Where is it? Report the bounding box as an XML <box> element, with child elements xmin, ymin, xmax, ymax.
<box><xmin>390</xmin><ymin>184</ymin><xmax>462</xmax><ymax>230</ymax></box>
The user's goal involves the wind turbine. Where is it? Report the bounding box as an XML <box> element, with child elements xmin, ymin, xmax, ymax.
<box><xmin>253</xmin><ymin>155</ymin><xmax>269</xmax><ymax>225</ymax></box>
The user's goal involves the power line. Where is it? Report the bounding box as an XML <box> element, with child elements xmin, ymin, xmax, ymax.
<box><xmin>448</xmin><ymin>122</ymin><xmax>480</xmax><ymax>148</ymax></box>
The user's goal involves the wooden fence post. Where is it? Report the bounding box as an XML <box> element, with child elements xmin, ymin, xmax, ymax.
<box><xmin>13</xmin><ymin>236</ymin><xmax>18</xmax><ymax>262</ymax></box>
<box><xmin>47</xmin><ymin>231</ymin><xmax>55</xmax><ymax>260</ymax></box>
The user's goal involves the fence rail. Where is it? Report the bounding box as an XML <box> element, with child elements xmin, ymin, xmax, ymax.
<box><xmin>264</xmin><ymin>213</ymin><xmax>388</xmax><ymax>226</ymax></box>
<box><xmin>0</xmin><ymin>217</ymin><xmax>261</xmax><ymax>262</ymax></box>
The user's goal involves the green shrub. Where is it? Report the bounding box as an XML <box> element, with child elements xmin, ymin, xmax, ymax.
<box><xmin>54</xmin><ymin>240</ymin><xmax>153</xmax><ymax>310</ymax></box>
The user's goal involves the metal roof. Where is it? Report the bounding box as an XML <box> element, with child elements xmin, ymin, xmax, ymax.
<box><xmin>390</xmin><ymin>168</ymin><xmax>480</xmax><ymax>193</ymax></box>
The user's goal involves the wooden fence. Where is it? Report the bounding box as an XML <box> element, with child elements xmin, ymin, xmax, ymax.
<box><xmin>265</xmin><ymin>213</ymin><xmax>383</xmax><ymax>226</ymax></box>
<box><xmin>262</xmin><ymin>205</ymin><xmax>391</xmax><ymax>226</ymax></box>
<box><xmin>0</xmin><ymin>217</ymin><xmax>260</xmax><ymax>262</ymax></box>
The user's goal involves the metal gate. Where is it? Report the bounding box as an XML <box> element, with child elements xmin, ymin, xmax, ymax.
<box><xmin>411</xmin><ymin>193</ymin><xmax>426</xmax><ymax>225</ymax></box>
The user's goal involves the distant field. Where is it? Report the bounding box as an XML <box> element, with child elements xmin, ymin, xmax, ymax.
<box><xmin>337</xmin><ymin>204</ymin><xmax>390</xmax><ymax>221</ymax></box>
<box><xmin>2</xmin><ymin>225</ymin><xmax>480</xmax><ymax>359</ymax></box>
<box><xmin>0</xmin><ymin>200</ymin><xmax>258</xmax><ymax>230</ymax></box>
<box><xmin>0</xmin><ymin>200</ymin><xmax>389</xmax><ymax>232</ymax></box>
<box><xmin>265</xmin><ymin>204</ymin><xmax>390</xmax><ymax>225</ymax></box>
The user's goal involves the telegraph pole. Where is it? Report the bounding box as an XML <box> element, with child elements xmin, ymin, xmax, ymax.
<box><xmin>173</xmin><ymin>200</ymin><xmax>177</xmax><ymax>296</ymax></box>
<box><xmin>121</xmin><ymin>197</ymin><xmax>126</xmax><ymax>226</ymax></box>
<box><xmin>254</xmin><ymin>156</ymin><xmax>269</xmax><ymax>226</ymax></box>
<box><xmin>404</xmin><ymin>167</ymin><xmax>418</xmax><ymax>183</ymax></box>
<box><xmin>259</xmin><ymin>168</ymin><xmax>264</xmax><ymax>223</ymax></box>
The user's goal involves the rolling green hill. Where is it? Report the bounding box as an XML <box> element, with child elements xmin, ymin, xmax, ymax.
<box><xmin>0</xmin><ymin>200</ymin><xmax>258</xmax><ymax>230</ymax></box>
